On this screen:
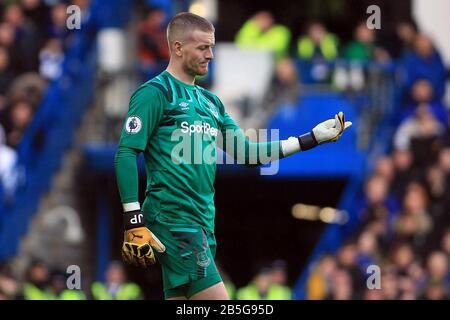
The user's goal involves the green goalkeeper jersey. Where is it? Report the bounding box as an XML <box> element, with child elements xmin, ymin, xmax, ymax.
<box><xmin>115</xmin><ymin>71</ymin><xmax>283</xmax><ymax>232</ymax></box>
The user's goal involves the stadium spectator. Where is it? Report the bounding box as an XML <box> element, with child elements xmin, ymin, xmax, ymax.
<box><xmin>441</xmin><ymin>229</ymin><xmax>450</xmax><ymax>257</ymax></box>
<box><xmin>0</xmin><ymin>22</ymin><xmax>15</xmax><ymax>48</ymax></box>
<box><xmin>342</xmin><ymin>21</ymin><xmax>391</xmax><ymax>90</ymax></box>
<box><xmin>48</xmin><ymin>2</ymin><xmax>70</xmax><ymax>43</ymax></box>
<box><xmin>297</xmin><ymin>21</ymin><xmax>338</xmax><ymax>61</ymax></box>
<box><xmin>397</xmin><ymin>275</ymin><xmax>418</xmax><ymax>300</ymax></box>
<box><xmin>137</xmin><ymin>7</ymin><xmax>170</xmax><ymax>81</ymax></box>
<box><xmin>39</xmin><ymin>38</ymin><xmax>64</xmax><ymax>81</ymax></box>
<box><xmin>23</xmin><ymin>260</ymin><xmax>51</xmax><ymax>300</ymax></box>
<box><xmin>401</xmin><ymin>33</ymin><xmax>446</xmax><ymax>102</ymax></box>
<box><xmin>391</xmin><ymin>148</ymin><xmax>415</xmax><ymax>202</ymax></box>
<box><xmin>48</xmin><ymin>270</ymin><xmax>86</xmax><ymax>300</ymax></box>
<box><xmin>0</xmin><ymin>125</ymin><xmax>19</xmax><ymax>202</ymax></box>
<box><xmin>395</xmin><ymin>20</ymin><xmax>418</xmax><ymax>57</ymax></box>
<box><xmin>424</xmin><ymin>165</ymin><xmax>449</xmax><ymax>240</ymax></box>
<box><xmin>8</xmin><ymin>72</ymin><xmax>47</xmax><ymax>107</ymax></box>
<box><xmin>0</xmin><ymin>22</ymin><xmax>20</xmax><ymax>79</ymax></box>
<box><xmin>0</xmin><ymin>262</ymin><xmax>21</xmax><ymax>300</ymax></box>
<box><xmin>438</xmin><ymin>147</ymin><xmax>450</xmax><ymax>176</ymax></box>
<box><xmin>336</xmin><ymin>242</ymin><xmax>365</xmax><ymax>296</ymax></box>
<box><xmin>262</xmin><ymin>57</ymin><xmax>300</xmax><ymax>124</ymax></box>
<box><xmin>356</xmin><ymin>229</ymin><xmax>382</xmax><ymax>271</ymax></box>
<box><xmin>380</xmin><ymin>269</ymin><xmax>400</xmax><ymax>299</ymax></box>
<box><xmin>3</xmin><ymin>99</ymin><xmax>35</xmax><ymax>147</ymax></box>
<box><xmin>236</xmin><ymin>266</ymin><xmax>274</xmax><ymax>300</ymax></box>
<box><xmin>21</xmin><ymin>0</ymin><xmax>51</xmax><ymax>36</ymax></box>
<box><xmin>394</xmin><ymin>182</ymin><xmax>433</xmax><ymax>249</ymax></box>
<box><xmin>421</xmin><ymin>280</ymin><xmax>448</xmax><ymax>300</ymax></box>
<box><xmin>389</xmin><ymin>242</ymin><xmax>416</xmax><ymax>277</ymax></box>
<box><xmin>393</xmin><ymin>104</ymin><xmax>445</xmax><ymax>158</ymax></box>
<box><xmin>426</xmin><ymin>251</ymin><xmax>449</xmax><ymax>286</ymax></box>
<box><xmin>235</xmin><ymin>11</ymin><xmax>291</xmax><ymax>60</ymax></box>
<box><xmin>296</xmin><ymin>21</ymin><xmax>338</xmax><ymax>83</ymax></box>
<box><xmin>0</xmin><ymin>45</ymin><xmax>14</xmax><ymax>111</ymax></box>
<box><xmin>91</xmin><ymin>261</ymin><xmax>143</xmax><ymax>300</ymax></box>
<box><xmin>344</xmin><ymin>22</ymin><xmax>376</xmax><ymax>62</ymax></box>
<box><xmin>325</xmin><ymin>268</ymin><xmax>356</xmax><ymax>300</ymax></box>
<box><xmin>269</xmin><ymin>260</ymin><xmax>292</xmax><ymax>299</ymax></box>
<box><xmin>236</xmin><ymin>262</ymin><xmax>292</xmax><ymax>300</ymax></box>
<box><xmin>397</xmin><ymin>79</ymin><xmax>448</xmax><ymax>129</ymax></box>
<box><xmin>374</xmin><ymin>156</ymin><xmax>395</xmax><ymax>185</ymax></box>
<box><xmin>353</xmin><ymin>174</ymin><xmax>400</xmax><ymax>238</ymax></box>
<box><xmin>306</xmin><ymin>254</ymin><xmax>337</xmax><ymax>300</ymax></box>
<box><xmin>422</xmin><ymin>251</ymin><xmax>449</xmax><ymax>300</ymax></box>
<box><xmin>378</xmin><ymin>20</ymin><xmax>418</xmax><ymax>60</ymax></box>
<box><xmin>364</xmin><ymin>219</ymin><xmax>390</xmax><ymax>245</ymax></box>
<box><xmin>3</xmin><ymin>3</ymin><xmax>41</xmax><ymax>73</ymax></box>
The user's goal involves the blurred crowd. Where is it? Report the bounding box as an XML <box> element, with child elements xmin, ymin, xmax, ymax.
<box><xmin>306</xmin><ymin>228</ymin><xmax>450</xmax><ymax>300</ymax></box>
<box><xmin>220</xmin><ymin>260</ymin><xmax>293</xmax><ymax>300</ymax></box>
<box><xmin>0</xmin><ymin>0</ymin><xmax>89</xmax><ymax>207</ymax></box>
<box><xmin>306</xmin><ymin>81</ymin><xmax>450</xmax><ymax>299</ymax></box>
<box><xmin>0</xmin><ymin>260</ymin><xmax>142</xmax><ymax>300</ymax></box>
<box><xmin>0</xmin><ymin>258</ymin><xmax>293</xmax><ymax>300</ymax></box>
<box><xmin>136</xmin><ymin>9</ymin><xmax>447</xmax><ymax>124</ymax></box>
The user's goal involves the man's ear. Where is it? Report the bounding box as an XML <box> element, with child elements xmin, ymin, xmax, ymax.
<box><xmin>173</xmin><ymin>41</ymin><xmax>183</xmax><ymax>57</ymax></box>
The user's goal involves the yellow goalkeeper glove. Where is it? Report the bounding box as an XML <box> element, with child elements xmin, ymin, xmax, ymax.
<box><xmin>121</xmin><ymin>210</ymin><xmax>165</xmax><ymax>268</ymax></box>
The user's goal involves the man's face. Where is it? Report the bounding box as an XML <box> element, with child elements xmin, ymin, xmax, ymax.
<box><xmin>179</xmin><ymin>30</ymin><xmax>215</xmax><ymax>77</ymax></box>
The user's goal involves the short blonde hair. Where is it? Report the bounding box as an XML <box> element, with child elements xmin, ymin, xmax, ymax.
<box><xmin>167</xmin><ymin>12</ymin><xmax>214</xmax><ymax>50</ymax></box>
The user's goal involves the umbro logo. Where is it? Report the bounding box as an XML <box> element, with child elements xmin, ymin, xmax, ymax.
<box><xmin>179</xmin><ymin>102</ymin><xmax>189</xmax><ymax>111</ymax></box>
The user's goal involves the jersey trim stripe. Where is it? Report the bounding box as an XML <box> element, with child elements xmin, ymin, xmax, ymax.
<box><xmin>195</xmin><ymin>107</ymin><xmax>208</xmax><ymax>117</ymax></box>
<box><xmin>148</xmin><ymin>82</ymin><xmax>171</xmax><ymax>101</ymax></box>
<box><xmin>173</xmin><ymin>81</ymin><xmax>183</xmax><ymax>100</ymax></box>
<box><xmin>183</xmin><ymin>87</ymin><xmax>191</xmax><ymax>101</ymax></box>
<box><xmin>161</xmin><ymin>74</ymin><xmax>174</xmax><ymax>103</ymax></box>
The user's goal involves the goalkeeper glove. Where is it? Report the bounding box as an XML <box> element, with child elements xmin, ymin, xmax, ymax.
<box><xmin>121</xmin><ymin>210</ymin><xmax>165</xmax><ymax>268</ymax></box>
<box><xmin>298</xmin><ymin>111</ymin><xmax>352</xmax><ymax>151</ymax></box>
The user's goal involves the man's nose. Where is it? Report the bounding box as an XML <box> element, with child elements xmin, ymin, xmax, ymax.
<box><xmin>206</xmin><ymin>47</ymin><xmax>214</xmax><ymax>59</ymax></box>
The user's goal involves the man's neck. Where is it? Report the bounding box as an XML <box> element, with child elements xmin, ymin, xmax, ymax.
<box><xmin>166</xmin><ymin>63</ymin><xmax>195</xmax><ymax>86</ymax></box>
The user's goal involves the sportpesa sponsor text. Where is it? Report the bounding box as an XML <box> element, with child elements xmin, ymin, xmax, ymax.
<box><xmin>180</xmin><ymin>121</ymin><xmax>219</xmax><ymax>137</ymax></box>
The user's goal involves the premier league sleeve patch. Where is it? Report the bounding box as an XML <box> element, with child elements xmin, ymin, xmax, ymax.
<box><xmin>125</xmin><ymin>116</ymin><xmax>142</xmax><ymax>134</ymax></box>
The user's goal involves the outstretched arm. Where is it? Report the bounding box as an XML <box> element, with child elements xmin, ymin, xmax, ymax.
<box><xmin>220</xmin><ymin>111</ymin><xmax>352</xmax><ymax>167</ymax></box>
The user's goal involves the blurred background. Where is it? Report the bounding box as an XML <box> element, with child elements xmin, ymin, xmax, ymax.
<box><xmin>0</xmin><ymin>0</ymin><xmax>449</xmax><ymax>300</ymax></box>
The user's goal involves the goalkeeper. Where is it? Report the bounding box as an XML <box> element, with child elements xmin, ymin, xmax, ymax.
<box><xmin>115</xmin><ymin>12</ymin><xmax>351</xmax><ymax>300</ymax></box>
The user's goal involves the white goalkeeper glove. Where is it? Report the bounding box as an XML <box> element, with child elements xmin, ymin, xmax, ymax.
<box><xmin>298</xmin><ymin>112</ymin><xmax>352</xmax><ymax>151</ymax></box>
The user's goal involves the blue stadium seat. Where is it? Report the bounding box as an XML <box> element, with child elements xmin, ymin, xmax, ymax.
<box><xmin>266</xmin><ymin>93</ymin><xmax>363</xmax><ymax>178</ymax></box>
